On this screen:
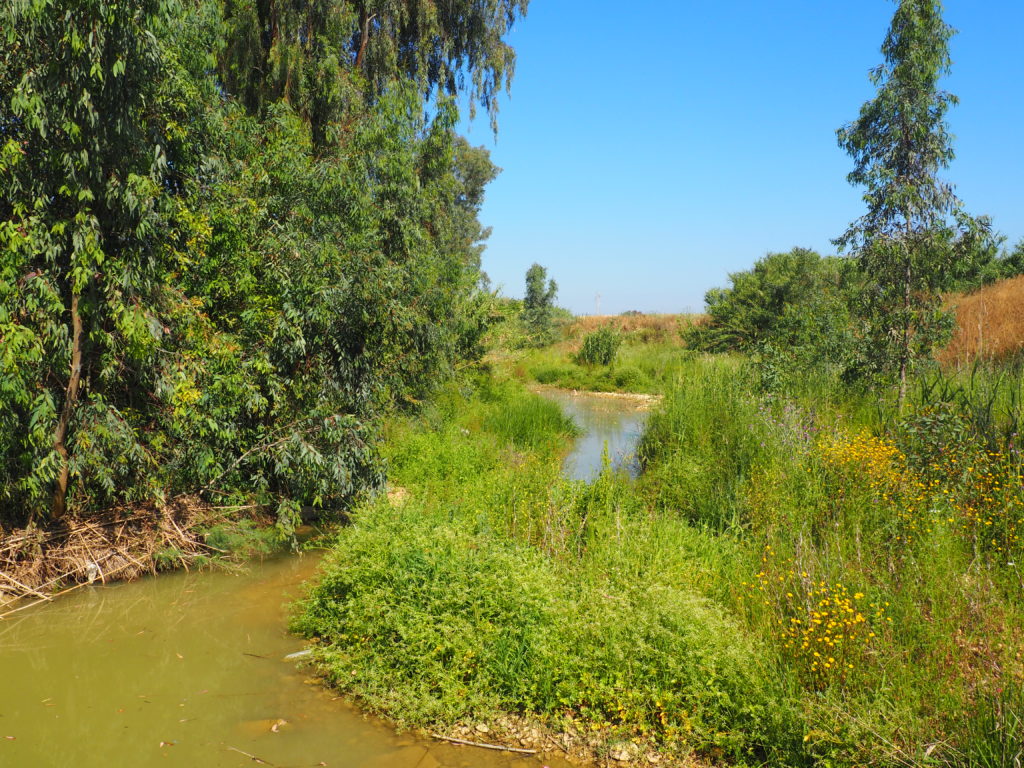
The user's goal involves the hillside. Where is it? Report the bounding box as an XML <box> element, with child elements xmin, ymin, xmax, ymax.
<box><xmin>941</xmin><ymin>275</ymin><xmax>1024</xmax><ymax>367</ymax></box>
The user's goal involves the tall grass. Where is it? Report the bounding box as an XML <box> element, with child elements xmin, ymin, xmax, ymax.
<box><xmin>954</xmin><ymin>681</ymin><xmax>1024</xmax><ymax>768</ymax></box>
<box><xmin>295</xmin><ymin>378</ymin><xmax>804</xmax><ymax>765</ymax></box>
<box><xmin>941</xmin><ymin>275</ymin><xmax>1024</xmax><ymax>367</ymax></box>
<box><xmin>481</xmin><ymin>386</ymin><xmax>580</xmax><ymax>449</ymax></box>
<box><xmin>297</xmin><ymin>355</ymin><xmax>1024</xmax><ymax>767</ymax></box>
<box><xmin>637</xmin><ymin>355</ymin><xmax>1024</xmax><ymax>766</ymax></box>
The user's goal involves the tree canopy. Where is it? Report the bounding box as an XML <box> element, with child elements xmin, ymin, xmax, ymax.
<box><xmin>836</xmin><ymin>0</ymin><xmax>980</xmax><ymax>404</ymax></box>
<box><xmin>0</xmin><ymin>0</ymin><xmax>512</xmax><ymax>527</ymax></box>
<box><xmin>218</xmin><ymin>0</ymin><xmax>529</xmax><ymax>144</ymax></box>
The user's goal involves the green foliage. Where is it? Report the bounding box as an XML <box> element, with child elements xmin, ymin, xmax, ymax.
<box><xmin>295</xmin><ymin>512</ymin><xmax>565</xmax><ymax>724</ymax></box>
<box><xmin>940</xmin><ymin>227</ymin><xmax>1024</xmax><ymax>293</ymax></box>
<box><xmin>203</xmin><ymin>518</ymin><xmax>280</xmax><ymax>557</ymax></box>
<box><xmin>683</xmin><ymin>249</ymin><xmax>857</xmax><ymax>392</ymax></box>
<box><xmin>954</xmin><ymin>681</ymin><xmax>1024</xmax><ymax>768</ymax></box>
<box><xmin>577</xmin><ymin>327</ymin><xmax>622</xmax><ymax>366</ymax></box>
<box><xmin>519</xmin><ymin>343</ymin><xmax>681</xmax><ymax>395</ymax></box>
<box><xmin>0</xmin><ymin>0</ymin><xmax>183</xmax><ymax>518</ymax></box>
<box><xmin>0</xmin><ymin>0</ymin><xmax>513</xmax><ymax>528</ymax></box>
<box><xmin>218</xmin><ymin>0</ymin><xmax>529</xmax><ymax>143</ymax></box>
<box><xmin>481</xmin><ymin>388</ymin><xmax>579</xmax><ymax>449</ymax></box>
<box><xmin>685</xmin><ymin>249</ymin><xmax>853</xmax><ymax>355</ymax></box>
<box><xmin>521</xmin><ymin>262</ymin><xmax>559</xmax><ymax>345</ymax></box>
<box><xmin>836</xmin><ymin>0</ymin><xmax>982</xmax><ymax>402</ymax></box>
<box><xmin>639</xmin><ymin>359</ymin><xmax>768</xmax><ymax>531</ymax></box>
<box><xmin>640</xmin><ymin>355</ymin><xmax>1024</xmax><ymax>766</ymax></box>
<box><xmin>297</xmin><ymin>349</ymin><xmax>1024</xmax><ymax>766</ymax></box>
<box><xmin>295</xmin><ymin>379</ymin><xmax>799</xmax><ymax>763</ymax></box>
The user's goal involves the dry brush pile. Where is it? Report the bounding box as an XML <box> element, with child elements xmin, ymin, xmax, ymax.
<box><xmin>0</xmin><ymin>496</ymin><xmax>218</xmax><ymax>617</ymax></box>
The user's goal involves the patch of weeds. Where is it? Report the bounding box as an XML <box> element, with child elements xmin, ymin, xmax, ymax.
<box><xmin>203</xmin><ymin>518</ymin><xmax>279</xmax><ymax>557</ymax></box>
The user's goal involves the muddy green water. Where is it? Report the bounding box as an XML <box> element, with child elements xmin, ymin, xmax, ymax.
<box><xmin>0</xmin><ymin>554</ymin><xmax>568</xmax><ymax>768</ymax></box>
<box><xmin>1</xmin><ymin>391</ymin><xmax>646</xmax><ymax>767</ymax></box>
<box><xmin>537</xmin><ymin>390</ymin><xmax>649</xmax><ymax>482</ymax></box>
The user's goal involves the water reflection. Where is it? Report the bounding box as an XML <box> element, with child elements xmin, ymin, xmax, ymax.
<box><xmin>537</xmin><ymin>389</ymin><xmax>650</xmax><ymax>481</ymax></box>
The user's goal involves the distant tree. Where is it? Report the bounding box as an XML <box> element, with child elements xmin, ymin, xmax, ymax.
<box><xmin>685</xmin><ymin>248</ymin><xmax>848</xmax><ymax>352</ymax></box>
<box><xmin>836</xmin><ymin>0</ymin><xmax>982</xmax><ymax>408</ymax></box>
<box><xmin>940</xmin><ymin>226</ymin><xmax>1009</xmax><ymax>292</ymax></box>
<box><xmin>522</xmin><ymin>263</ymin><xmax>558</xmax><ymax>343</ymax></box>
<box><xmin>1003</xmin><ymin>239</ymin><xmax>1024</xmax><ymax>279</ymax></box>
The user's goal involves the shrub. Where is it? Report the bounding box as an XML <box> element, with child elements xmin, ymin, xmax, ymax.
<box><xmin>577</xmin><ymin>327</ymin><xmax>622</xmax><ymax>366</ymax></box>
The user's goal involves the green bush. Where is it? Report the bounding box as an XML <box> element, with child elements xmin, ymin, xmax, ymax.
<box><xmin>612</xmin><ymin>365</ymin><xmax>651</xmax><ymax>390</ymax></box>
<box><xmin>294</xmin><ymin>513</ymin><xmax>564</xmax><ymax>724</ymax></box>
<box><xmin>577</xmin><ymin>327</ymin><xmax>622</xmax><ymax>366</ymax></box>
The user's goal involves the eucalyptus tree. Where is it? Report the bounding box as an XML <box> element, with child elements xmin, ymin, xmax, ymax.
<box><xmin>0</xmin><ymin>0</ymin><xmax>182</xmax><ymax>519</ymax></box>
<box><xmin>218</xmin><ymin>0</ymin><xmax>529</xmax><ymax>144</ymax></box>
<box><xmin>522</xmin><ymin>263</ymin><xmax>558</xmax><ymax>343</ymax></box>
<box><xmin>836</xmin><ymin>0</ymin><xmax>980</xmax><ymax>407</ymax></box>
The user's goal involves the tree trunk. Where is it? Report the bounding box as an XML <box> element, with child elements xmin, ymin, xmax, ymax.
<box><xmin>898</xmin><ymin>256</ymin><xmax>912</xmax><ymax>414</ymax></box>
<box><xmin>52</xmin><ymin>291</ymin><xmax>84</xmax><ymax>519</ymax></box>
<box><xmin>355</xmin><ymin>8</ymin><xmax>371</xmax><ymax>71</ymax></box>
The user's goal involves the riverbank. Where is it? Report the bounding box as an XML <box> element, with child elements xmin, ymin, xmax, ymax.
<box><xmin>0</xmin><ymin>496</ymin><xmax>291</xmax><ymax>617</ymax></box>
<box><xmin>296</xmin><ymin>353</ymin><xmax>1024</xmax><ymax>767</ymax></box>
<box><xmin>293</xmin><ymin>373</ymin><xmax>794</xmax><ymax>767</ymax></box>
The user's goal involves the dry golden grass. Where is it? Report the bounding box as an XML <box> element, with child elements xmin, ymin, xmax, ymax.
<box><xmin>940</xmin><ymin>276</ymin><xmax>1024</xmax><ymax>368</ymax></box>
<box><xmin>563</xmin><ymin>313</ymin><xmax>702</xmax><ymax>345</ymax></box>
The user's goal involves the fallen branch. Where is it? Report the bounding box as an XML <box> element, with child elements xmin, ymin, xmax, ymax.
<box><xmin>0</xmin><ymin>571</ymin><xmax>52</xmax><ymax>602</ymax></box>
<box><xmin>0</xmin><ymin>556</ymin><xmax>134</xmax><ymax>620</ymax></box>
<box><xmin>430</xmin><ymin>734</ymin><xmax>537</xmax><ymax>755</ymax></box>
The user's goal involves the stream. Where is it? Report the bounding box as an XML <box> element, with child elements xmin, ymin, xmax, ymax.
<box><xmin>0</xmin><ymin>390</ymin><xmax>647</xmax><ymax>767</ymax></box>
<box><xmin>537</xmin><ymin>389</ymin><xmax>650</xmax><ymax>482</ymax></box>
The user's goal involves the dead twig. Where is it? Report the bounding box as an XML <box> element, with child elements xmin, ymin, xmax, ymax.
<box><xmin>430</xmin><ymin>734</ymin><xmax>537</xmax><ymax>754</ymax></box>
<box><xmin>0</xmin><ymin>571</ymin><xmax>52</xmax><ymax>602</ymax></box>
<box><xmin>226</xmin><ymin>745</ymin><xmax>275</xmax><ymax>765</ymax></box>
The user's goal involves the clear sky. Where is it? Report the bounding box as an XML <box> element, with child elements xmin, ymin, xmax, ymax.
<box><xmin>458</xmin><ymin>1</ymin><xmax>1024</xmax><ymax>316</ymax></box>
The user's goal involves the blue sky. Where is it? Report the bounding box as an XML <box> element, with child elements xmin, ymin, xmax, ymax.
<box><xmin>458</xmin><ymin>1</ymin><xmax>1024</xmax><ymax>315</ymax></box>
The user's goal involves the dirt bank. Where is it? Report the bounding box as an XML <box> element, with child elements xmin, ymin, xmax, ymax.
<box><xmin>529</xmin><ymin>385</ymin><xmax>663</xmax><ymax>412</ymax></box>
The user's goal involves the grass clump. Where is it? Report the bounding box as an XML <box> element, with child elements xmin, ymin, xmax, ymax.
<box><xmin>481</xmin><ymin>385</ymin><xmax>580</xmax><ymax>449</ymax></box>
<box><xmin>577</xmin><ymin>327</ymin><xmax>622</xmax><ymax>366</ymax></box>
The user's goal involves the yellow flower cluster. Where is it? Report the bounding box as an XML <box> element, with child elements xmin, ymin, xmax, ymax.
<box><xmin>819</xmin><ymin>430</ymin><xmax>906</xmax><ymax>493</ymax></box>
<box><xmin>818</xmin><ymin>429</ymin><xmax>1024</xmax><ymax>556</ymax></box>
<box><xmin>741</xmin><ymin>549</ymin><xmax>889</xmax><ymax>689</ymax></box>
<box><xmin>945</xmin><ymin>450</ymin><xmax>1024</xmax><ymax>554</ymax></box>
<box><xmin>776</xmin><ymin>581</ymin><xmax>888</xmax><ymax>685</ymax></box>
